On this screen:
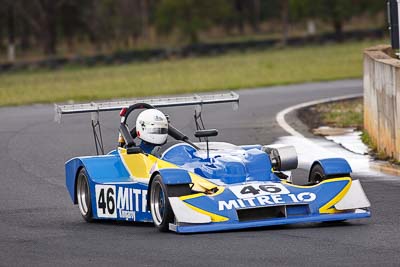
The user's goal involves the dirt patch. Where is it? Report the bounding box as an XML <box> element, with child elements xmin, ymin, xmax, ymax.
<box><xmin>312</xmin><ymin>126</ymin><xmax>354</xmax><ymax>136</ymax></box>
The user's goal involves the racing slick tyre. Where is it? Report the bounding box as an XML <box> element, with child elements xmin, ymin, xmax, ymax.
<box><xmin>309</xmin><ymin>164</ymin><xmax>325</xmax><ymax>184</ymax></box>
<box><xmin>150</xmin><ymin>175</ymin><xmax>191</xmax><ymax>232</ymax></box>
<box><xmin>76</xmin><ymin>168</ymin><xmax>93</xmax><ymax>222</ymax></box>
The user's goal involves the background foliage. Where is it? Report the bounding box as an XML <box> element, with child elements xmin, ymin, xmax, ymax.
<box><xmin>0</xmin><ymin>0</ymin><xmax>385</xmax><ymax>59</ymax></box>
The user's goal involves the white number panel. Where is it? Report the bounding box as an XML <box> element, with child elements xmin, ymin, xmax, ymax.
<box><xmin>95</xmin><ymin>185</ymin><xmax>117</xmax><ymax>218</ymax></box>
<box><xmin>229</xmin><ymin>183</ymin><xmax>290</xmax><ymax>199</ymax></box>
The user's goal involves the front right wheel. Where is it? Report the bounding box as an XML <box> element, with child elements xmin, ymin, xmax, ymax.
<box><xmin>150</xmin><ymin>175</ymin><xmax>174</xmax><ymax>232</ymax></box>
<box><xmin>150</xmin><ymin>175</ymin><xmax>191</xmax><ymax>232</ymax></box>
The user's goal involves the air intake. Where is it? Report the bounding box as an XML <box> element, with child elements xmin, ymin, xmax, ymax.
<box><xmin>236</xmin><ymin>204</ymin><xmax>311</xmax><ymax>222</ymax></box>
<box><xmin>237</xmin><ymin>206</ymin><xmax>286</xmax><ymax>222</ymax></box>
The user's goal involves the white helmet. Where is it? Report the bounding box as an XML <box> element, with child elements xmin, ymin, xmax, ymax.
<box><xmin>136</xmin><ymin>109</ymin><xmax>168</xmax><ymax>145</ymax></box>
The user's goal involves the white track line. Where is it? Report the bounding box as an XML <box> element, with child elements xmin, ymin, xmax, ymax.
<box><xmin>276</xmin><ymin>93</ymin><xmax>363</xmax><ymax>137</ymax></box>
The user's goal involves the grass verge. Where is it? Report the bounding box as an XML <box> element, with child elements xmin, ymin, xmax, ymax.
<box><xmin>0</xmin><ymin>39</ymin><xmax>386</xmax><ymax>106</ymax></box>
<box><xmin>317</xmin><ymin>99</ymin><xmax>363</xmax><ymax>129</ymax></box>
<box><xmin>300</xmin><ymin>98</ymin><xmax>400</xmax><ymax>165</ymax></box>
<box><xmin>298</xmin><ymin>98</ymin><xmax>364</xmax><ymax>130</ymax></box>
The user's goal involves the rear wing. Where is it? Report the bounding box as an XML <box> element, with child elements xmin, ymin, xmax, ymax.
<box><xmin>55</xmin><ymin>91</ymin><xmax>239</xmax><ymax>123</ymax></box>
<box><xmin>54</xmin><ymin>91</ymin><xmax>239</xmax><ymax>154</ymax></box>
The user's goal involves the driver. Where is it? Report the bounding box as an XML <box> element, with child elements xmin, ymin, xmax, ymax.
<box><xmin>135</xmin><ymin>109</ymin><xmax>169</xmax><ymax>154</ymax></box>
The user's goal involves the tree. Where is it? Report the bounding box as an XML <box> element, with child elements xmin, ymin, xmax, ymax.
<box><xmin>115</xmin><ymin>0</ymin><xmax>154</xmax><ymax>45</ymax></box>
<box><xmin>10</xmin><ymin>0</ymin><xmax>72</xmax><ymax>55</ymax></box>
<box><xmin>59</xmin><ymin>0</ymin><xmax>85</xmax><ymax>52</ymax></box>
<box><xmin>320</xmin><ymin>0</ymin><xmax>354</xmax><ymax>40</ymax></box>
<box><xmin>155</xmin><ymin>0</ymin><xmax>232</xmax><ymax>44</ymax></box>
<box><xmin>290</xmin><ymin>0</ymin><xmax>319</xmax><ymax>36</ymax></box>
<box><xmin>291</xmin><ymin>0</ymin><xmax>385</xmax><ymax>41</ymax></box>
<box><xmin>233</xmin><ymin>0</ymin><xmax>262</xmax><ymax>34</ymax></box>
<box><xmin>79</xmin><ymin>0</ymin><xmax>119</xmax><ymax>51</ymax></box>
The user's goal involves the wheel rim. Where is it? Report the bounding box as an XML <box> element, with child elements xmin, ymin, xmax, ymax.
<box><xmin>150</xmin><ymin>180</ymin><xmax>166</xmax><ymax>226</ymax></box>
<box><xmin>77</xmin><ymin>173</ymin><xmax>90</xmax><ymax>216</ymax></box>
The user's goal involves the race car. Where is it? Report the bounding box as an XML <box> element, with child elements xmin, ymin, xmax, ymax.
<box><xmin>57</xmin><ymin>92</ymin><xmax>371</xmax><ymax>233</ymax></box>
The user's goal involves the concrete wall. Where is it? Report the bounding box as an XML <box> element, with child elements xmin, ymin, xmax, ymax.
<box><xmin>363</xmin><ymin>45</ymin><xmax>400</xmax><ymax>161</ymax></box>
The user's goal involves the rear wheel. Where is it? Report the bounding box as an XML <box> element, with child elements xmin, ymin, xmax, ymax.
<box><xmin>150</xmin><ymin>175</ymin><xmax>191</xmax><ymax>232</ymax></box>
<box><xmin>76</xmin><ymin>168</ymin><xmax>93</xmax><ymax>222</ymax></box>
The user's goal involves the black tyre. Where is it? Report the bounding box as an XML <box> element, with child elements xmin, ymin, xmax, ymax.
<box><xmin>150</xmin><ymin>175</ymin><xmax>191</xmax><ymax>232</ymax></box>
<box><xmin>76</xmin><ymin>168</ymin><xmax>93</xmax><ymax>222</ymax></box>
<box><xmin>309</xmin><ymin>164</ymin><xmax>325</xmax><ymax>184</ymax></box>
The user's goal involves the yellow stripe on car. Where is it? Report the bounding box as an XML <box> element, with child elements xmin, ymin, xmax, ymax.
<box><xmin>282</xmin><ymin>177</ymin><xmax>352</xmax><ymax>214</ymax></box>
<box><xmin>318</xmin><ymin>178</ymin><xmax>352</xmax><ymax>214</ymax></box>
<box><xmin>281</xmin><ymin>177</ymin><xmax>351</xmax><ymax>188</ymax></box>
<box><xmin>118</xmin><ymin>148</ymin><xmax>220</xmax><ymax>193</ymax></box>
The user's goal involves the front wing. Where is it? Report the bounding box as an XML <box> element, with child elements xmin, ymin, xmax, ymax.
<box><xmin>168</xmin><ymin>177</ymin><xmax>371</xmax><ymax>233</ymax></box>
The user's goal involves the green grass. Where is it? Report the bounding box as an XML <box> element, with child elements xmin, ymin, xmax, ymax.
<box><xmin>361</xmin><ymin>131</ymin><xmax>376</xmax><ymax>150</ymax></box>
<box><xmin>0</xmin><ymin>39</ymin><xmax>386</xmax><ymax>106</ymax></box>
<box><xmin>318</xmin><ymin>98</ymin><xmax>364</xmax><ymax>129</ymax></box>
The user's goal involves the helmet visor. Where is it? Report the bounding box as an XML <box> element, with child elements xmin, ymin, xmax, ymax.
<box><xmin>147</xmin><ymin>128</ymin><xmax>168</xmax><ymax>134</ymax></box>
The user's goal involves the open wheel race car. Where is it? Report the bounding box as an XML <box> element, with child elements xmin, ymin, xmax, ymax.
<box><xmin>56</xmin><ymin>92</ymin><xmax>370</xmax><ymax>233</ymax></box>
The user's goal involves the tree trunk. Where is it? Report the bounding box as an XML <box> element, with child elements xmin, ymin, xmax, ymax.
<box><xmin>20</xmin><ymin>20</ymin><xmax>32</xmax><ymax>51</ymax></box>
<box><xmin>281</xmin><ymin>0</ymin><xmax>289</xmax><ymax>46</ymax></box>
<box><xmin>251</xmin><ymin>0</ymin><xmax>261</xmax><ymax>33</ymax></box>
<box><xmin>235</xmin><ymin>0</ymin><xmax>245</xmax><ymax>34</ymax></box>
<box><xmin>7</xmin><ymin>5</ymin><xmax>16</xmax><ymax>62</ymax></box>
<box><xmin>307</xmin><ymin>19</ymin><xmax>317</xmax><ymax>36</ymax></box>
<box><xmin>189</xmin><ymin>31</ymin><xmax>198</xmax><ymax>44</ymax></box>
<box><xmin>140</xmin><ymin>0</ymin><xmax>149</xmax><ymax>39</ymax></box>
<box><xmin>42</xmin><ymin>15</ymin><xmax>57</xmax><ymax>55</ymax></box>
<box><xmin>333</xmin><ymin>20</ymin><xmax>343</xmax><ymax>42</ymax></box>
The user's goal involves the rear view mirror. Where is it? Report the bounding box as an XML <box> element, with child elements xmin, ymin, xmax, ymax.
<box><xmin>127</xmin><ymin>147</ymin><xmax>143</xmax><ymax>154</ymax></box>
<box><xmin>194</xmin><ymin>129</ymin><xmax>218</xmax><ymax>138</ymax></box>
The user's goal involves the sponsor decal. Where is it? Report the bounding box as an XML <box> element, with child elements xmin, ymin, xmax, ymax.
<box><xmin>218</xmin><ymin>183</ymin><xmax>316</xmax><ymax>211</ymax></box>
<box><xmin>95</xmin><ymin>185</ymin><xmax>149</xmax><ymax>220</ymax></box>
<box><xmin>154</xmin><ymin>115</ymin><xmax>164</xmax><ymax>121</ymax></box>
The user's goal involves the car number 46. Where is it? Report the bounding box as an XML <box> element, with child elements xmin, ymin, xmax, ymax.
<box><xmin>230</xmin><ymin>183</ymin><xmax>290</xmax><ymax>199</ymax></box>
<box><xmin>95</xmin><ymin>185</ymin><xmax>117</xmax><ymax>218</ymax></box>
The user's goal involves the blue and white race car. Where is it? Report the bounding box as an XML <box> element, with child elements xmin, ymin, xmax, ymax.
<box><xmin>57</xmin><ymin>93</ymin><xmax>370</xmax><ymax>233</ymax></box>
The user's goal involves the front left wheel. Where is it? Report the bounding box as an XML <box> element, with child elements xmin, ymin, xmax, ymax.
<box><xmin>76</xmin><ymin>168</ymin><xmax>93</xmax><ymax>222</ymax></box>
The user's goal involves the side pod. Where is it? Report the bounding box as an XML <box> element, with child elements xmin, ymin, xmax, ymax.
<box><xmin>65</xmin><ymin>155</ymin><xmax>131</xmax><ymax>203</ymax></box>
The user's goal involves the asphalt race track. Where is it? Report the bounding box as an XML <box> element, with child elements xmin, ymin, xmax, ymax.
<box><xmin>1</xmin><ymin>79</ymin><xmax>399</xmax><ymax>266</ymax></box>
